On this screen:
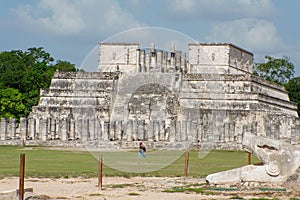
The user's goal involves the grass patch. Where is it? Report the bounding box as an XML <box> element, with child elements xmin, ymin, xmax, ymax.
<box><xmin>0</xmin><ymin>145</ymin><xmax>98</xmax><ymax>178</ymax></box>
<box><xmin>249</xmin><ymin>198</ymin><xmax>279</xmax><ymax>200</ymax></box>
<box><xmin>128</xmin><ymin>192</ymin><xmax>140</xmax><ymax>196</ymax></box>
<box><xmin>162</xmin><ymin>187</ymin><xmax>215</xmax><ymax>195</ymax></box>
<box><xmin>230</xmin><ymin>196</ymin><xmax>245</xmax><ymax>199</ymax></box>
<box><xmin>89</xmin><ymin>193</ymin><xmax>103</xmax><ymax>196</ymax></box>
<box><xmin>162</xmin><ymin>187</ymin><xmax>185</xmax><ymax>193</ymax></box>
<box><xmin>29</xmin><ymin>194</ymin><xmax>52</xmax><ymax>199</ymax></box>
<box><xmin>108</xmin><ymin>183</ymin><xmax>137</xmax><ymax>188</ymax></box>
<box><xmin>0</xmin><ymin>145</ymin><xmax>260</xmax><ymax>178</ymax></box>
<box><xmin>185</xmin><ymin>182</ymin><xmax>207</xmax><ymax>187</ymax></box>
<box><xmin>259</xmin><ymin>188</ymin><xmax>286</xmax><ymax>192</ymax></box>
<box><xmin>207</xmin><ymin>187</ymin><xmax>237</xmax><ymax>191</ymax></box>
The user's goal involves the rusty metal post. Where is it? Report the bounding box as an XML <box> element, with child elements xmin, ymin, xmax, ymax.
<box><xmin>19</xmin><ymin>154</ymin><xmax>25</xmax><ymax>200</ymax></box>
<box><xmin>248</xmin><ymin>152</ymin><xmax>251</xmax><ymax>165</ymax></box>
<box><xmin>184</xmin><ymin>151</ymin><xmax>189</xmax><ymax>177</ymax></box>
<box><xmin>98</xmin><ymin>154</ymin><xmax>103</xmax><ymax>190</ymax></box>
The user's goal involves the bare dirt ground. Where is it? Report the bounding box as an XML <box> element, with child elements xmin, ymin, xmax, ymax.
<box><xmin>1</xmin><ymin>176</ymin><xmax>299</xmax><ymax>200</ymax></box>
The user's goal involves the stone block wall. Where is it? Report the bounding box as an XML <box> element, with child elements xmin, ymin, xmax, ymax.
<box><xmin>1</xmin><ymin>42</ymin><xmax>299</xmax><ymax>149</ymax></box>
<box><xmin>98</xmin><ymin>43</ymin><xmax>139</xmax><ymax>73</ymax></box>
<box><xmin>98</xmin><ymin>42</ymin><xmax>187</xmax><ymax>75</ymax></box>
<box><xmin>30</xmin><ymin>71</ymin><xmax>120</xmax><ymax>121</ymax></box>
<box><xmin>1</xmin><ymin>111</ymin><xmax>299</xmax><ymax>149</ymax></box>
<box><xmin>189</xmin><ymin>43</ymin><xmax>253</xmax><ymax>74</ymax></box>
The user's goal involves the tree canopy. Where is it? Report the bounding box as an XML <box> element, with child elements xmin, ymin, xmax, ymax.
<box><xmin>254</xmin><ymin>55</ymin><xmax>300</xmax><ymax>116</ymax></box>
<box><xmin>0</xmin><ymin>47</ymin><xmax>77</xmax><ymax>120</ymax></box>
<box><xmin>254</xmin><ymin>55</ymin><xmax>295</xmax><ymax>85</ymax></box>
<box><xmin>284</xmin><ymin>77</ymin><xmax>300</xmax><ymax>115</ymax></box>
<box><xmin>0</xmin><ymin>88</ymin><xmax>25</xmax><ymax>120</ymax></box>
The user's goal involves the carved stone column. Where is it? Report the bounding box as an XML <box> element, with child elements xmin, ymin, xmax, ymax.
<box><xmin>159</xmin><ymin>121</ymin><xmax>166</xmax><ymax>141</ymax></box>
<box><xmin>147</xmin><ymin>121</ymin><xmax>154</xmax><ymax>142</ymax></box>
<box><xmin>115</xmin><ymin>121</ymin><xmax>122</xmax><ymax>140</ymax></box>
<box><xmin>81</xmin><ymin>118</ymin><xmax>89</xmax><ymax>142</ymax></box>
<box><xmin>197</xmin><ymin>122</ymin><xmax>203</xmax><ymax>142</ymax></box>
<box><xmin>40</xmin><ymin>118</ymin><xmax>48</xmax><ymax>141</ymax></box>
<box><xmin>36</xmin><ymin>118</ymin><xmax>41</xmax><ymax>140</ymax></box>
<box><xmin>19</xmin><ymin>117</ymin><xmax>27</xmax><ymax>140</ymax></box>
<box><xmin>110</xmin><ymin>121</ymin><xmax>116</xmax><ymax>140</ymax></box>
<box><xmin>175</xmin><ymin>121</ymin><xmax>181</xmax><ymax>142</ymax></box>
<box><xmin>224</xmin><ymin>123</ymin><xmax>230</xmax><ymax>142</ymax></box>
<box><xmin>153</xmin><ymin>121</ymin><xmax>159</xmax><ymax>141</ymax></box>
<box><xmin>76</xmin><ymin>117</ymin><xmax>83</xmax><ymax>140</ymax></box>
<box><xmin>94</xmin><ymin>118</ymin><xmax>99</xmax><ymax>140</ymax></box>
<box><xmin>0</xmin><ymin>118</ymin><xmax>7</xmax><ymax>140</ymax></box>
<box><xmin>291</xmin><ymin>118</ymin><xmax>300</xmax><ymax>145</ymax></box>
<box><xmin>89</xmin><ymin>117</ymin><xmax>96</xmax><ymax>140</ymax></box>
<box><xmin>140</xmin><ymin>50</ymin><xmax>145</xmax><ymax>73</ymax></box>
<box><xmin>219</xmin><ymin>123</ymin><xmax>225</xmax><ymax>143</ymax></box>
<box><xmin>145</xmin><ymin>52</ymin><xmax>150</xmax><ymax>73</ymax></box>
<box><xmin>69</xmin><ymin>118</ymin><xmax>75</xmax><ymax>140</ymax></box>
<box><xmin>190</xmin><ymin>120</ymin><xmax>198</xmax><ymax>142</ymax></box>
<box><xmin>138</xmin><ymin>120</ymin><xmax>145</xmax><ymax>140</ymax></box>
<box><xmin>61</xmin><ymin>118</ymin><xmax>68</xmax><ymax>141</ymax></box>
<box><xmin>126</xmin><ymin>120</ymin><xmax>133</xmax><ymax>141</ymax></box>
<box><xmin>181</xmin><ymin>121</ymin><xmax>187</xmax><ymax>141</ymax></box>
<box><xmin>168</xmin><ymin>120</ymin><xmax>176</xmax><ymax>142</ymax></box>
<box><xmin>132</xmin><ymin>120</ymin><xmax>138</xmax><ymax>141</ymax></box>
<box><xmin>230</xmin><ymin>123</ymin><xmax>235</xmax><ymax>142</ymax></box>
<box><xmin>100</xmin><ymin>121</ymin><xmax>105</xmax><ymax>140</ymax></box>
<box><xmin>27</xmin><ymin>118</ymin><xmax>36</xmax><ymax>140</ymax></box>
<box><xmin>103</xmin><ymin>121</ymin><xmax>109</xmax><ymax>141</ymax></box>
<box><xmin>50</xmin><ymin>118</ymin><xmax>56</xmax><ymax>140</ymax></box>
<box><xmin>9</xmin><ymin>118</ymin><xmax>17</xmax><ymax>139</ymax></box>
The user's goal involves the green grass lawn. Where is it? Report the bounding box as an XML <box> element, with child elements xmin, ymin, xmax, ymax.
<box><xmin>0</xmin><ymin>145</ymin><xmax>260</xmax><ymax>178</ymax></box>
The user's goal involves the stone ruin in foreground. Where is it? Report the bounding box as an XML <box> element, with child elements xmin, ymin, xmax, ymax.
<box><xmin>0</xmin><ymin>42</ymin><xmax>299</xmax><ymax>150</ymax></box>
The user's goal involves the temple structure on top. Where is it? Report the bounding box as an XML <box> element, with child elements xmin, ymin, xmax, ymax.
<box><xmin>0</xmin><ymin>42</ymin><xmax>299</xmax><ymax>148</ymax></box>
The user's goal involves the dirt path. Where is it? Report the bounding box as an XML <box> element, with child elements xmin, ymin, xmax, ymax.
<box><xmin>0</xmin><ymin>176</ymin><xmax>299</xmax><ymax>200</ymax></box>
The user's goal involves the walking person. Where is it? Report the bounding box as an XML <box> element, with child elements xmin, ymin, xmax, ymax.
<box><xmin>138</xmin><ymin>141</ymin><xmax>146</xmax><ymax>158</ymax></box>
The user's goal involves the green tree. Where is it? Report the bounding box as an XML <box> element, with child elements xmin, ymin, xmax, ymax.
<box><xmin>254</xmin><ymin>55</ymin><xmax>295</xmax><ymax>85</ymax></box>
<box><xmin>0</xmin><ymin>50</ymin><xmax>27</xmax><ymax>91</ymax></box>
<box><xmin>0</xmin><ymin>47</ymin><xmax>77</xmax><ymax>118</ymax></box>
<box><xmin>55</xmin><ymin>60</ymin><xmax>77</xmax><ymax>72</ymax></box>
<box><xmin>284</xmin><ymin>77</ymin><xmax>300</xmax><ymax>115</ymax></box>
<box><xmin>0</xmin><ymin>88</ymin><xmax>25</xmax><ymax>119</ymax></box>
<box><xmin>21</xmin><ymin>48</ymin><xmax>56</xmax><ymax>93</ymax></box>
<box><xmin>25</xmin><ymin>47</ymin><xmax>54</xmax><ymax>65</ymax></box>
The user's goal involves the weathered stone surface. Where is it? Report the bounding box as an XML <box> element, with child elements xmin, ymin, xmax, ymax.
<box><xmin>0</xmin><ymin>42</ymin><xmax>299</xmax><ymax>150</ymax></box>
<box><xmin>206</xmin><ymin>133</ymin><xmax>300</xmax><ymax>184</ymax></box>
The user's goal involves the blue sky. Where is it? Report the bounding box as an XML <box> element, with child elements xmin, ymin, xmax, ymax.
<box><xmin>1</xmin><ymin>0</ymin><xmax>300</xmax><ymax>75</ymax></box>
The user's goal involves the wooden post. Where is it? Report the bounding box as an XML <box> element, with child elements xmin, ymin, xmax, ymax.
<box><xmin>248</xmin><ymin>152</ymin><xmax>251</xmax><ymax>165</ymax></box>
<box><xmin>19</xmin><ymin>154</ymin><xmax>25</xmax><ymax>200</ymax></box>
<box><xmin>98</xmin><ymin>154</ymin><xmax>103</xmax><ymax>190</ymax></box>
<box><xmin>184</xmin><ymin>151</ymin><xmax>189</xmax><ymax>177</ymax></box>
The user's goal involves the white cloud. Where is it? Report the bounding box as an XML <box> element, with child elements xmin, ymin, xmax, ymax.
<box><xmin>168</xmin><ymin>0</ymin><xmax>276</xmax><ymax>21</ymax></box>
<box><xmin>11</xmin><ymin>0</ymin><xmax>144</xmax><ymax>36</ymax></box>
<box><xmin>12</xmin><ymin>0</ymin><xmax>85</xmax><ymax>35</ymax></box>
<box><xmin>165</xmin><ymin>0</ymin><xmax>281</xmax><ymax>53</ymax></box>
<box><xmin>205</xmin><ymin>18</ymin><xmax>284</xmax><ymax>53</ymax></box>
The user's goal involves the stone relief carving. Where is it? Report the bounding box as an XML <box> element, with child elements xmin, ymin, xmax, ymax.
<box><xmin>206</xmin><ymin>133</ymin><xmax>300</xmax><ymax>184</ymax></box>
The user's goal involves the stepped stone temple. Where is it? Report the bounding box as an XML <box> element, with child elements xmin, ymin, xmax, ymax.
<box><xmin>1</xmin><ymin>42</ymin><xmax>299</xmax><ymax>149</ymax></box>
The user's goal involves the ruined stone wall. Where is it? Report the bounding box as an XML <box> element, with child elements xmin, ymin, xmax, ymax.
<box><xmin>180</xmin><ymin>74</ymin><xmax>297</xmax><ymax>116</ymax></box>
<box><xmin>30</xmin><ymin>71</ymin><xmax>120</xmax><ymax>121</ymax></box>
<box><xmin>188</xmin><ymin>43</ymin><xmax>253</xmax><ymax>74</ymax></box>
<box><xmin>1</xmin><ymin>111</ymin><xmax>299</xmax><ymax>149</ymax></box>
<box><xmin>1</xmin><ymin>42</ymin><xmax>299</xmax><ymax>149</ymax></box>
<box><xmin>177</xmin><ymin>72</ymin><xmax>299</xmax><ymax>148</ymax></box>
<box><xmin>98</xmin><ymin>43</ymin><xmax>139</xmax><ymax>73</ymax></box>
<box><xmin>98</xmin><ymin>43</ymin><xmax>187</xmax><ymax>75</ymax></box>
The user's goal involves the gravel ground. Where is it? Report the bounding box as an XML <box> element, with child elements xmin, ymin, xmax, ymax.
<box><xmin>0</xmin><ymin>176</ymin><xmax>299</xmax><ymax>200</ymax></box>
